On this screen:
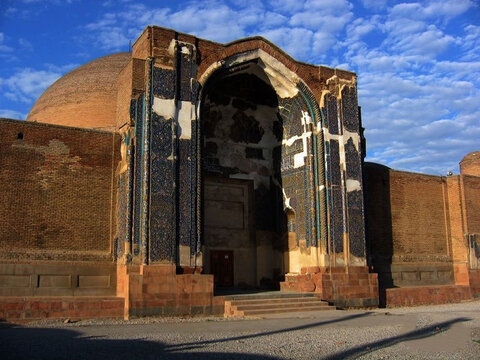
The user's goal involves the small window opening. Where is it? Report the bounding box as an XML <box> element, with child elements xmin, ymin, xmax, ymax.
<box><xmin>17</xmin><ymin>132</ymin><xmax>24</xmax><ymax>140</ymax></box>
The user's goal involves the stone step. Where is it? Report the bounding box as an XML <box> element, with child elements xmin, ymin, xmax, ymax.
<box><xmin>224</xmin><ymin>292</ymin><xmax>316</xmax><ymax>301</ymax></box>
<box><xmin>238</xmin><ymin>305</ymin><xmax>335</xmax><ymax>316</ymax></box>
<box><xmin>234</xmin><ymin>300</ymin><xmax>330</xmax><ymax>311</ymax></box>
<box><xmin>224</xmin><ymin>292</ymin><xmax>335</xmax><ymax>317</ymax></box>
<box><xmin>230</xmin><ymin>297</ymin><xmax>324</xmax><ymax>306</ymax></box>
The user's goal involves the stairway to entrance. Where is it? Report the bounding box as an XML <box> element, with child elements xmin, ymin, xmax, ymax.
<box><xmin>224</xmin><ymin>292</ymin><xmax>335</xmax><ymax>317</ymax></box>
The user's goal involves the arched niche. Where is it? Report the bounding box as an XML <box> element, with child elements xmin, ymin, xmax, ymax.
<box><xmin>197</xmin><ymin>49</ymin><xmax>327</xmax><ymax>286</ymax></box>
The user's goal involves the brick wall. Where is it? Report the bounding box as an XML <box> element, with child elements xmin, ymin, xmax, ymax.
<box><xmin>463</xmin><ymin>175</ymin><xmax>480</xmax><ymax>234</ymax></box>
<box><xmin>116</xmin><ymin>58</ymin><xmax>146</xmax><ymax>130</ymax></box>
<box><xmin>0</xmin><ymin>119</ymin><xmax>120</xmax><ymax>262</ymax></box>
<box><xmin>389</xmin><ymin>170</ymin><xmax>448</xmax><ymax>258</ymax></box>
<box><xmin>365</xmin><ymin>164</ymin><xmax>454</xmax><ymax>287</ymax></box>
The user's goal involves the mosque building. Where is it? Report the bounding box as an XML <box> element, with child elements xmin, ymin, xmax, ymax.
<box><xmin>1</xmin><ymin>26</ymin><xmax>479</xmax><ymax>321</ymax></box>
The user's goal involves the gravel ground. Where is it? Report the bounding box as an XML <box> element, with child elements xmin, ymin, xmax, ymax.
<box><xmin>1</xmin><ymin>300</ymin><xmax>480</xmax><ymax>359</ymax></box>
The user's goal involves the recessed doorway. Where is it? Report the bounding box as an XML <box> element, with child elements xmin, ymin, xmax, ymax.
<box><xmin>210</xmin><ymin>250</ymin><xmax>234</xmax><ymax>287</ymax></box>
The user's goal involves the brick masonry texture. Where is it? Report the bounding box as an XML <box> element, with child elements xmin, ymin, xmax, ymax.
<box><xmin>385</xmin><ymin>285</ymin><xmax>471</xmax><ymax>307</ymax></box>
<box><xmin>388</xmin><ymin>171</ymin><xmax>448</xmax><ymax>257</ymax></box>
<box><xmin>463</xmin><ymin>175</ymin><xmax>480</xmax><ymax>234</ymax></box>
<box><xmin>28</xmin><ymin>53</ymin><xmax>131</xmax><ymax>131</ymax></box>
<box><xmin>280</xmin><ymin>266</ymin><xmax>379</xmax><ymax>308</ymax></box>
<box><xmin>0</xmin><ymin>119</ymin><xmax>120</xmax><ymax>262</ymax></box>
<box><xmin>364</xmin><ymin>160</ymin><xmax>480</xmax><ymax>298</ymax></box>
<box><xmin>0</xmin><ymin>296</ymin><xmax>123</xmax><ymax>323</ymax></box>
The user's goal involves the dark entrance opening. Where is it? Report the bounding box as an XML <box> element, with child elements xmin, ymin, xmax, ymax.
<box><xmin>211</xmin><ymin>250</ymin><xmax>234</xmax><ymax>287</ymax></box>
<box><xmin>201</xmin><ymin>60</ymin><xmax>286</xmax><ymax>291</ymax></box>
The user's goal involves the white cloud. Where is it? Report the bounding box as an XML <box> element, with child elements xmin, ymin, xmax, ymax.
<box><xmin>0</xmin><ymin>68</ymin><xmax>61</xmax><ymax>103</ymax></box>
<box><xmin>313</xmin><ymin>31</ymin><xmax>337</xmax><ymax>56</ymax></box>
<box><xmin>422</xmin><ymin>0</ymin><xmax>474</xmax><ymax>20</ymax></box>
<box><xmin>345</xmin><ymin>17</ymin><xmax>378</xmax><ymax>42</ymax></box>
<box><xmin>0</xmin><ymin>33</ymin><xmax>13</xmax><ymax>52</ymax></box>
<box><xmin>360</xmin><ymin>67</ymin><xmax>480</xmax><ymax>174</ymax></box>
<box><xmin>290</xmin><ymin>12</ymin><xmax>353</xmax><ymax>32</ymax></box>
<box><xmin>0</xmin><ymin>109</ymin><xmax>26</xmax><ymax>120</ymax></box>
<box><xmin>267</xmin><ymin>0</ymin><xmax>304</xmax><ymax>13</ymax></box>
<box><xmin>305</xmin><ymin>0</ymin><xmax>352</xmax><ymax>12</ymax></box>
<box><xmin>18</xmin><ymin>38</ymin><xmax>33</xmax><ymax>51</ymax></box>
<box><xmin>390</xmin><ymin>25</ymin><xmax>455</xmax><ymax>57</ymax></box>
<box><xmin>261</xmin><ymin>27</ymin><xmax>314</xmax><ymax>59</ymax></box>
<box><xmin>261</xmin><ymin>11</ymin><xmax>288</xmax><ymax>29</ymax></box>
<box><xmin>360</xmin><ymin>0</ymin><xmax>388</xmax><ymax>10</ymax></box>
<box><xmin>83</xmin><ymin>0</ymin><xmax>354</xmax><ymax>56</ymax></box>
<box><xmin>389</xmin><ymin>0</ymin><xmax>473</xmax><ymax>22</ymax></box>
<box><xmin>461</xmin><ymin>24</ymin><xmax>480</xmax><ymax>61</ymax></box>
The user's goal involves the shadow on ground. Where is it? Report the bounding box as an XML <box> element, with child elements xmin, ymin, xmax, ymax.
<box><xmin>0</xmin><ymin>313</ymin><xmax>471</xmax><ymax>359</ymax></box>
<box><xmin>325</xmin><ymin>317</ymin><xmax>471</xmax><ymax>359</ymax></box>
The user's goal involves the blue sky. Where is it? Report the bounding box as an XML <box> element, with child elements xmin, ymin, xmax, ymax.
<box><xmin>0</xmin><ymin>0</ymin><xmax>479</xmax><ymax>175</ymax></box>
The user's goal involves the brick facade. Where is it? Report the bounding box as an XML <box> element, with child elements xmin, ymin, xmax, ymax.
<box><xmin>0</xmin><ymin>26</ymin><xmax>479</xmax><ymax>321</ymax></box>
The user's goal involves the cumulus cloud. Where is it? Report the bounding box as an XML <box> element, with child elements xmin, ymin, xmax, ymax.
<box><xmin>261</xmin><ymin>27</ymin><xmax>314</xmax><ymax>59</ymax></box>
<box><xmin>461</xmin><ymin>24</ymin><xmax>480</xmax><ymax>61</ymax></box>
<box><xmin>389</xmin><ymin>25</ymin><xmax>456</xmax><ymax>57</ymax></box>
<box><xmin>360</xmin><ymin>0</ymin><xmax>388</xmax><ymax>10</ymax></box>
<box><xmin>82</xmin><ymin>0</ymin><xmax>354</xmax><ymax>61</ymax></box>
<box><xmin>0</xmin><ymin>68</ymin><xmax>61</xmax><ymax>103</ymax></box>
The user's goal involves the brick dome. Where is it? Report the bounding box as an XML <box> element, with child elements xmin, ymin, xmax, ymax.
<box><xmin>460</xmin><ymin>151</ymin><xmax>480</xmax><ymax>177</ymax></box>
<box><xmin>27</xmin><ymin>52</ymin><xmax>131</xmax><ymax>130</ymax></box>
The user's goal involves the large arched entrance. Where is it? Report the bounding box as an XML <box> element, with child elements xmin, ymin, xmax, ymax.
<box><xmin>199</xmin><ymin>51</ymin><xmax>326</xmax><ymax>290</ymax></box>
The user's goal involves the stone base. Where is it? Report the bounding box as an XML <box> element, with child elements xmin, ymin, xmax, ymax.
<box><xmin>0</xmin><ymin>261</ymin><xmax>117</xmax><ymax>297</ymax></box>
<box><xmin>469</xmin><ymin>269</ymin><xmax>480</xmax><ymax>297</ymax></box>
<box><xmin>280</xmin><ymin>266</ymin><xmax>379</xmax><ymax>308</ymax></box>
<box><xmin>117</xmin><ymin>264</ymin><xmax>223</xmax><ymax>318</ymax></box>
<box><xmin>385</xmin><ymin>285</ymin><xmax>472</xmax><ymax>307</ymax></box>
<box><xmin>0</xmin><ymin>296</ymin><xmax>124</xmax><ymax>323</ymax></box>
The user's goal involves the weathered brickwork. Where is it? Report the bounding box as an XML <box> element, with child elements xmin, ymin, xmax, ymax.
<box><xmin>27</xmin><ymin>53</ymin><xmax>131</xmax><ymax>130</ymax></box>
<box><xmin>460</xmin><ymin>151</ymin><xmax>480</xmax><ymax>177</ymax></box>
<box><xmin>0</xmin><ymin>119</ymin><xmax>120</xmax><ymax>262</ymax></box>
<box><xmin>0</xmin><ymin>296</ymin><xmax>124</xmax><ymax>323</ymax></box>
<box><xmin>463</xmin><ymin>175</ymin><xmax>480</xmax><ymax>234</ymax></box>
<box><xmin>365</xmin><ymin>159</ymin><xmax>480</xmax><ymax>306</ymax></box>
<box><xmin>388</xmin><ymin>171</ymin><xmax>448</xmax><ymax>258</ymax></box>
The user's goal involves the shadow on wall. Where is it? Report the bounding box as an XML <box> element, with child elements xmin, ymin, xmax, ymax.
<box><xmin>364</xmin><ymin>162</ymin><xmax>394</xmax><ymax>307</ymax></box>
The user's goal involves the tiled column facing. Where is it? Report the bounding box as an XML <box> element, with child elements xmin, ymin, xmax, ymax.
<box><xmin>117</xmin><ymin>126</ymin><xmax>135</xmax><ymax>263</ymax></box>
<box><xmin>340</xmin><ymin>85</ymin><xmax>366</xmax><ymax>265</ymax></box>
<box><xmin>321</xmin><ymin>77</ymin><xmax>367</xmax><ymax>267</ymax></box>
<box><xmin>148</xmin><ymin>40</ymin><xmax>200</xmax><ymax>267</ymax></box>
<box><xmin>173</xmin><ymin>41</ymin><xmax>201</xmax><ymax>270</ymax></box>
